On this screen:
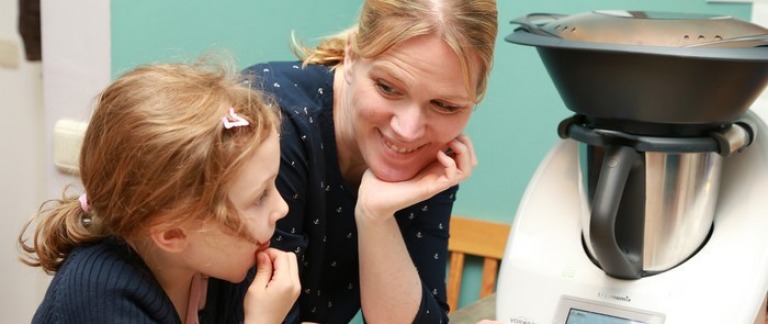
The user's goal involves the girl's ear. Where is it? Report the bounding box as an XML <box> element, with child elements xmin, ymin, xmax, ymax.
<box><xmin>149</xmin><ymin>227</ymin><xmax>189</xmax><ymax>253</ymax></box>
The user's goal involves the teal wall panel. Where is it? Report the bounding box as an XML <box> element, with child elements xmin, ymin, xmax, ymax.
<box><xmin>111</xmin><ymin>1</ymin><xmax>361</xmax><ymax>76</ymax></box>
<box><xmin>111</xmin><ymin>0</ymin><xmax>751</xmax><ymax>314</ymax></box>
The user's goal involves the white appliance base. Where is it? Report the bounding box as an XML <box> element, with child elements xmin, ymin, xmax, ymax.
<box><xmin>496</xmin><ymin>112</ymin><xmax>768</xmax><ymax>324</ymax></box>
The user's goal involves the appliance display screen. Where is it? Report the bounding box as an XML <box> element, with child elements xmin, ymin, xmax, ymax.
<box><xmin>566</xmin><ymin>309</ymin><xmax>649</xmax><ymax>324</ymax></box>
<box><xmin>555</xmin><ymin>296</ymin><xmax>665</xmax><ymax>323</ymax></box>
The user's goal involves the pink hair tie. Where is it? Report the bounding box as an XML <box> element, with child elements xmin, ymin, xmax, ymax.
<box><xmin>78</xmin><ymin>193</ymin><xmax>91</xmax><ymax>213</ymax></box>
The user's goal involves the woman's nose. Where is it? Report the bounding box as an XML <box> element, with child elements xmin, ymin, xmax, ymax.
<box><xmin>390</xmin><ymin>104</ymin><xmax>426</xmax><ymax>141</ymax></box>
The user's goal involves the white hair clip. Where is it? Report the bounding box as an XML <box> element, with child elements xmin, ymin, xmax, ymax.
<box><xmin>222</xmin><ymin>107</ymin><xmax>250</xmax><ymax>129</ymax></box>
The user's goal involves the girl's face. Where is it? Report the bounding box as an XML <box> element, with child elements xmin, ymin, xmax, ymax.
<box><xmin>184</xmin><ymin>131</ymin><xmax>287</xmax><ymax>282</ymax></box>
<box><xmin>338</xmin><ymin>34</ymin><xmax>479</xmax><ymax>182</ymax></box>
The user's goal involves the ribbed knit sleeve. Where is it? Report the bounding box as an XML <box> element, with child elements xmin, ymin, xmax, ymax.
<box><xmin>32</xmin><ymin>238</ymin><xmax>181</xmax><ymax>324</ymax></box>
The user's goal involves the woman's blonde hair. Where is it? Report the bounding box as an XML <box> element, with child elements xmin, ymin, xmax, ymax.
<box><xmin>18</xmin><ymin>57</ymin><xmax>280</xmax><ymax>273</ymax></box>
<box><xmin>295</xmin><ymin>0</ymin><xmax>498</xmax><ymax>101</ymax></box>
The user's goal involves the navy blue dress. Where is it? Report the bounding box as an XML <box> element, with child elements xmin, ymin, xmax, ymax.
<box><xmin>244</xmin><ymin>61</ymin><xmax>458</xmax><ymax>323</ymax></box>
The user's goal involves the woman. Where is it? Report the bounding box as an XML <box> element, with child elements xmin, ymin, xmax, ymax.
<box><xmin>243</xmin><ymin>0</ymin><xmax>498</xmax><ymax>322</ymax></box>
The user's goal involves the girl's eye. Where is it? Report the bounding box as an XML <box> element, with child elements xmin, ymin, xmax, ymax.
<box><xmin>255</xmin><ymin>189</ymin><xmax>270</xmax><ymax>206</ymax></box>
<box><xmin>431</xmin><ymin>100</ymin><xmax>462</xmax><ymax>114</ymax></box>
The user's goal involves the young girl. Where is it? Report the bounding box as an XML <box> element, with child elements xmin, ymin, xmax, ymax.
<box><xmin>18</xmin><ymin>60</ymin><xmax>300</xmax><ymax>323</ymax></box>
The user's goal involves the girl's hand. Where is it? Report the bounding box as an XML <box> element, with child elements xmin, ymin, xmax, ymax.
<box><xmin>356</xmin><ymin>134</ymin><xmax>478</xmax><ymax>221</ymax></box>
<box><xmin>244</xmin><ymin>248</ymin><xmax>301</xmax><ymax>324</ymax></box>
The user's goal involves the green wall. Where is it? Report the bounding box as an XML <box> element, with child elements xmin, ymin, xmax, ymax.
<box><xmin>111</xmin><ymin>0</ymin><xmax>751</xmax><ymax>313</ymax></box>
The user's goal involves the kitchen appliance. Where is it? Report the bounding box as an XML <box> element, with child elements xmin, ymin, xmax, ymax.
<box><xmin>495</xmin><ymin>10</ymin><xmax>768</xmax><ymax>323</ymax></box>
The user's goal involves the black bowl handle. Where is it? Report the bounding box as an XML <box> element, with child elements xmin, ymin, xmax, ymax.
<box><xmin>589</xmin><ymin>145</ymin><xmax>644</xmax><ymax>279</ymax></box>
<box><xmin>510</xmin><ymin>13</ymin><xmax>566</xmax><ymax>37</ymax></box>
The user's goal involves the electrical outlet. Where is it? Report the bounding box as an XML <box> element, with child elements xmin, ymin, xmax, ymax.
<box><xmin>53</xmin><ymin>119</ymin><xmax>88</xmax><ymax>173</ymax></box>
<box><xmin>0</xmin><ymin>38</ymin><xmax>19</xmax><ymax>69</ymax></box>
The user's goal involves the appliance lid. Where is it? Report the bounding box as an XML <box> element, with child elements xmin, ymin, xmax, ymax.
<box><xmin>504</xmin><ymin>10</ymin><xmax>768</xmax><ymax>126</ymax></box>
<box><xmin>511</xmin><ymin>10</ymin><xmax>768</xmax><ymax>48</ymax></box>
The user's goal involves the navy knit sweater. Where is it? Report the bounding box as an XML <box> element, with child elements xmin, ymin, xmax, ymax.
<box><xmin>32</xmin><ymin>237</ymin><xmax>249</xmax><ymax>324</ymax></box>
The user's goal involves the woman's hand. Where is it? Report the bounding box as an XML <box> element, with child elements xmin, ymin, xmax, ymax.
<box><xmin>356</xmin><ymin>134</ymin><xmax>478</xmax><ymax>221</ymax></box>
<box><xmin>244</xmin><ymin>248</ymin><xmax>301</xmax><ymax>324</ymax></box>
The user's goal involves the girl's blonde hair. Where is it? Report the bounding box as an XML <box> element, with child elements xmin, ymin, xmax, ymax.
<box><xmin>19</xmin><ymin>58</ymin><xmax>280</xmax><ymax>273</ymax></box>
<box><xmin>295</xmin><ymin>0</ymin><xmax>498</xmax><ymax>101</ymax></box>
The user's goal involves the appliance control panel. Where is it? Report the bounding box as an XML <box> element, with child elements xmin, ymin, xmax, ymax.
<box><xmin>553</xmin><ymin>296</ymin><xmax>665</xmax><ymax>324</ymax></box>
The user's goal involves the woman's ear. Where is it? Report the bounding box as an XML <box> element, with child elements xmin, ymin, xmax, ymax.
<box><xmin>149</xmin><ymin>227</ymin><xmax>189</xmax><ymax>253</ymax></box>
<box><xmin>344</xmin><ymin>31</ymin><xmax>357</xmax><ymax>83</ymax></box>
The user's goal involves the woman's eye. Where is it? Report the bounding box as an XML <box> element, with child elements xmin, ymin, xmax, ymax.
<box><xmin>375</xmin><ymin>80</ymin><xmax>399</xmax><ymax>96</ymax></box>
<box><xmin>431</xmin><ymin>100</ymin><xmax>462</xmax><ymax>113</ymax></box>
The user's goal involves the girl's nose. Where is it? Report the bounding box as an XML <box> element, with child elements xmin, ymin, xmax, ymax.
<box><xmin>274</xmin><ymin>196</ymin><xmax>288</xmax><ymax>221</ymax></box>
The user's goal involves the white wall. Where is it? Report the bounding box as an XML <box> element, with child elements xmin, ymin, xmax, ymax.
<box><xmin>41</xmin><ymin>0</ymin><xmax>110</xmax><ymax>195</ymax></box>
<box><xmin>0</xmin><ymin>0</ymin><xmax>110</xmax><ymax>322</ymax></box>
<box><xmin>0</xmin><ymin>0</ymin><xmax>46</xmax><ymax>322</ymax></box>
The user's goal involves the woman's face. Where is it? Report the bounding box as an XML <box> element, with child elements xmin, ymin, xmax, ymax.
<box><xmin>184</xmin><ymin>131</ymin><xmax>288</xmax><ymax>282</ymax></box>
<box><xmin>339</xmin><ymin>34</ymin><xmax>479</xmax><ymax>182</ymax></box>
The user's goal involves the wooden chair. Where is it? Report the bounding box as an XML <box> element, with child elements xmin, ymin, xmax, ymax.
<box><xmin>446</xmin><ymin>215</ymin><xmax>511</xmax><ymax>313</ymax></box>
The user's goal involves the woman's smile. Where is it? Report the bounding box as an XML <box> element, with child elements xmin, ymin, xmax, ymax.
<box><xmin>381</xmin><ymin>132</ymin><xmax>428</xmax><ymax>155</ymax></box>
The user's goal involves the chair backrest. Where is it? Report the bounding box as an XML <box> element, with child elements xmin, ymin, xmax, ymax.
<box><xmin>446</xmin><ymin>215</ymin><xmax>511</xmax><ymax>313</ymax></box>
